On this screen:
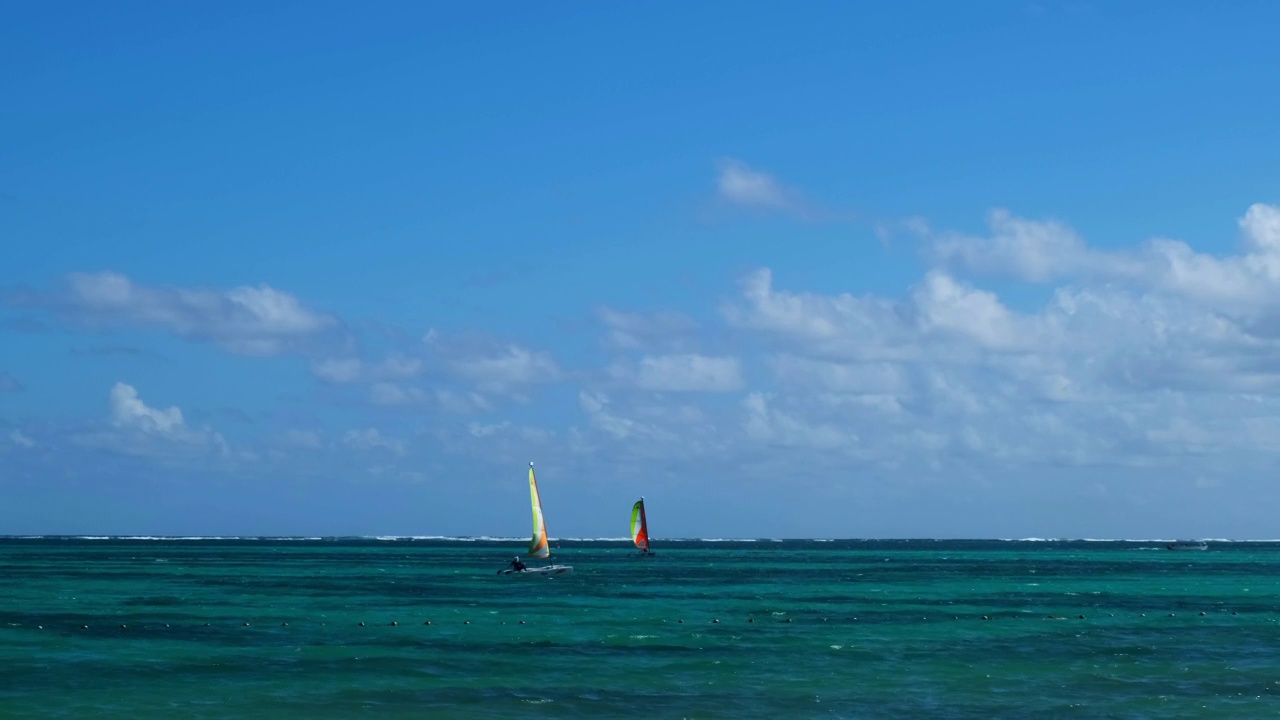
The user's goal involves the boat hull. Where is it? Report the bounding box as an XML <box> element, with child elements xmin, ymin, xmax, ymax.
<box><xmin>498</xmin><ymin>564</ymin><xmax>574</xmax><ymax>576</ymax></box>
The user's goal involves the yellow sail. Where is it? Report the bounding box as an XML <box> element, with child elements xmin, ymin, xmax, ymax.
<box><xmin>528</xmin><ymin>462</ymin><xmax>550</xmax><ymax>558</ymax></box>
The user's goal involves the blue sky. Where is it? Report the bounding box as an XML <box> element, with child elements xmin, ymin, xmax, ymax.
<box><xmin>3</xmin><ymin>1</ymin><xmax>1280</xmax><ymax>538</ymax></box>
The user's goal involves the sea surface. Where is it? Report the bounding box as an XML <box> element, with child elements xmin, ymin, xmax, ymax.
<box><xmin>3</xmin><ymin>537</ymin><xmax>1279</xmax><ymax>719</ymax></box>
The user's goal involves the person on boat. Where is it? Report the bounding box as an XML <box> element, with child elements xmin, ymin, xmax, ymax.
<box><xmin>509</xmin><ymin>556</ymin><xmax>527</xmax><ymax>572</ymax></box>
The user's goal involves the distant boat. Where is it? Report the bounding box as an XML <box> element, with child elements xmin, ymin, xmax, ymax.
<box><xmin>1165</xmin><ymin>540</ymin><xmax>1208</xmax><ymax>551</ymax></box>
<box><xmin>498</xmin><ymin>463</ymin><xmax>573</xmax><ymax>576</ymax></box>
<box><xmin>630</xmin><ymin>497</ymin><xmax>655</xmax><ymax>556</ymax></box>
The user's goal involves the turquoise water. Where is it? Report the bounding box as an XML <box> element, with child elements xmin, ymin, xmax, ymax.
<box><xmin>3</xmin><ymin>538</ymin><xmax>1280</xmax><ymax>718</ymax></box>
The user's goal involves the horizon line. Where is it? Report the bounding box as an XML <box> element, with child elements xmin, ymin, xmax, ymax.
<box><xmin>0</xmin><ymin>535</ymin><xmax>1272</xmax><ymax>543</ymax></box>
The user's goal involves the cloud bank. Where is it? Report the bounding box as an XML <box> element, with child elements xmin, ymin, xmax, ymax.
<box><xmin>7</xmin><ymin>177</ymin><xmax>1280</xmax><ymax>535</ymax></box>
<box><xmin>8</xmin><ymin>271</ymin><xmax>339</xmax><ymax>356</ymax></box>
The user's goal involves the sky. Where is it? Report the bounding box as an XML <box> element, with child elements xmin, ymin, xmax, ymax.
<box><xmin>3</xmin><ymin>1</ymin><xmax>1280</xmax><ymax>539</ymax></box>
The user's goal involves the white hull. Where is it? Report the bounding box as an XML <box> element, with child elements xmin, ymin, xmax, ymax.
<box><xmin>498</xmin><ymin>564</ymin><xmax>574</xmax><ymax>576</ymax></box>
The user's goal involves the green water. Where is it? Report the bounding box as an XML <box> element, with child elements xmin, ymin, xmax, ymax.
<box><xmin>3</xmin><ymin>538</ymin><xmax>1280</xmax><ymax>718</ymax></box>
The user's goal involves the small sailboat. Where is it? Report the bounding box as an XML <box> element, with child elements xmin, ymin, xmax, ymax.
<box><xmin>498</xmin><ymin>462</ymin><xmax>573</xmax><ymax>576</ymax></box>
<box><xmin>630</xmin><ymin>497</ymin><xmax>655</xmax><ymax>556</ymax></box>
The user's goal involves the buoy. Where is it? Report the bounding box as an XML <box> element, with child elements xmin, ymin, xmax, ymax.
<box><xmin>281</xmin><ymin>622</ymin><xmax>288</xmax><ymax>626</ymax></box>
<box><xmin>37</xmin><ymin>625</ymin><xmax>43</xmax><ymax>630</ymax></box>
<box><xmin>1078</xmin><ymin>615</ymin><xmax>1085</xmax><ymax>620</ymax></box>
<box><xmin>1168</xmin><ymin>613</ymin><xmax>1175</xmax><ymax>617</ymax></box>
<box><xmin>1232</xmin><ymin>611</ymin><xmax>1238</xmax><ymax>616</ymax></box>
<box><xmin>519</xmin><ymin>620</ymin><xmax>525</xmax><ymax>625</ymax></box>
<box><xmin>1199</xmin><ymin>612</ymin><xmax>1205</xmax><ymax>616</ymax></box>
<box><xmin>464</xmin><ymin>621</ymin><xmax>470</xmax><ymax>625</ymax></box>
<box><xmin>165</xmin><ymin>624</ymin><xmax>170</xmax><ymax>628</ymax></box>
<box><xmin>391</xmin><ymin>621</ymin><xmax>398</xmax><ymax>626</ymax></box>
<box><xmin>678</xmin><ymin>619</ymin><xmax>684</xmax><ymax>624</ymax></box>
<box><xmin>120</xmin><ymin>624</ymin><xmax>127</xmax><ymax>629</ymax></box>
<box><xmin>358</xmin><ymin>622</ymin><xmax>365</xmax><ymax>627</ymax></box>
<box><xmin>243</xmin><ymin>622</ymin><xmax>250</xmax><ymax>627</ymax></box>
<box><xmin>424</xmin><ymin>621</ymin><xmax>431</xmax><ymax>625</ymax></box>
<box><xmin>81</xmin><ymin>625</ymin><xmax>88</xmax><ymax>629</ymax></box>
<box><xmin>785</xmin><ymin>618</ymin><xmax>792</xmax><ymax>623</ymax></box>
<box><xmin>748</xmin><ymin>617</ymin><xmax>753</xmax><ymax>623</ymax></box>
<box><xmin>712</xmin><ymin>619</ymin><xmax>719</xmax><ymax>624</ymax></box>
<box><xmin>982</xmin><ymin>616</ymin><xmax>990</xmax><ymax>621</ymax></box>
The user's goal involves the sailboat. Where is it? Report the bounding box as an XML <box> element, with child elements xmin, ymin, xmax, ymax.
<box><xmin>630</xmin><ymin>497</ymin><xmax>655</xmax><ymax>556</ymax></box>
<box><xmin>498</xmin><ymin>462</ymin><xmax>573</xmax><ymax>576</ymax></box>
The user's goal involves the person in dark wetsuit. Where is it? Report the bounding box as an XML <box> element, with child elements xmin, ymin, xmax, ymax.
<box><xmin>509</xmin><ymin>556</ymin><xmax>527</xmax><ymax>572</ymax></box>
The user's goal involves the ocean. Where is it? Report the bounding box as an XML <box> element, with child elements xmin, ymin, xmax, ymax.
<box><xmin>2</xmin><ymin>537</ymin><xmax>1278</xmax><ymax>718</ymax></box>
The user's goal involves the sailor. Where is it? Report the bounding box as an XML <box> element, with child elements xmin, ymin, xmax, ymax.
<box><xmin>509</xmin><ymin>556</ymin><xmax>527</xmax><ymax>572</ymax></box>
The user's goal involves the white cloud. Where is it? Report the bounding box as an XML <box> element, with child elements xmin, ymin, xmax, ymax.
<box><xmin>610</xmin><ymin>354</ymin><xmax>744</xmax><ymax>392</ymax></box>
<box><xmin>342</xmin><ymin>427</ymin><xmax>406</xmax><ymax>455</ymax></box>
<box><xmin>110</xmin><ymin>382</ymin><xmax>185</xmax><ymax>434</ymax></box>
<box><xmin>449</xmin><ymin>345</ymin><xmax>561</xmax><ymax>392</ymax></box>
<box><xmin>742</xmin><ymin>392</ymin><xmax>858</xmax><ymax>451</ymax></box>
<box><xmin>368</xmin><ymin>382</ymin><xmax>490</xmax><ymax>413</ymax></box>
<box><xmin>8</xmin><ymin>429</ymin><xmax>34</xmax><ymax>448</ymax></box>
<box><xmin>578</xmin><ymin>391</ymin><xmax>677</xmax><ymax>443</ymax></box>
<box><xmin>930</xmin><ymin>209</ymin><xmax>1110</xmax><ymax>282</ymax></box>
<box><xmin>714</xmin><ymin>204</ymin><xmax>1280</xmax><ymax>473</ymax></box>
<box><xmin>716</xmin><ymin>158</ymin><xmax>811</xmax><ymax>217</ymax></box>
<box><xmin>421</xmin><ymin>330</ymin><xmax>562</xmax><ymax>395</ymax></box>
<box><xmin>770</xmin><ymin>355</ymin><xmax>910</xmax><ymax>396</ymax></box>
<box><xmin>598</xmin><ymin>307</ymin><xmax>699</xmax><ymax>351</ymax></box>
<box><xmin>312</xmin><ymin>355</ymin><xmax>422</xmax><ymax>384</ymax></box>
<box><xmin>723</xmin><ymin>267</ymin><xmax>920</xmax><ymax>361</ymax></box>
<box><xmin>71</xmin><ymin>382</ymin><xmax>230</xmax><ymax>459</ymax></box>
<box><xmin>933</xmin><ymin>203</ymin><xmax>1280</xmax><ymax>315</ymax></box>
<box><xmin>14</xmin><ymin>271</ymin><xmax>338</xmax><ymax>356</ymax></box>
<box><xmin>911</xmin><ymin>271</ymin><xmax>1030</xmax><ymax>351</ymax></box>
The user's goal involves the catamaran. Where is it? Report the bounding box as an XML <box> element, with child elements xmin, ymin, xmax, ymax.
<box><xmin>498</xmin><ymin>462</ymin><xmax>573</xmax><ymax>576</ymax></box>
<box><xmin>630</xmin><ymin>497</ymin><xmax>655</xmax><ymax>556</ymax></box>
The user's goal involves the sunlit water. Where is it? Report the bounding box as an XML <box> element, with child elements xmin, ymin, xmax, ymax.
<box><xmin>3</xmin><ymin>537</ymin><xmax>1279</xmax><ymax>718</ymax></box>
